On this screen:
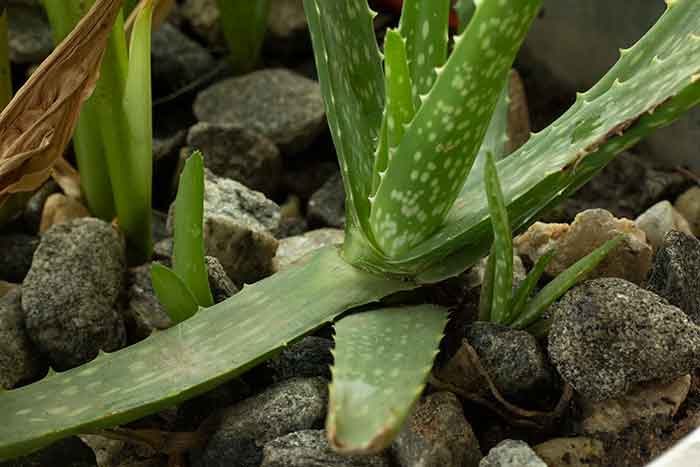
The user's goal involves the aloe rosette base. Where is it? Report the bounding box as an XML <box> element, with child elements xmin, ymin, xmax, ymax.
<box><xmin>2</xmin><ymin>0</ymin><xmax>700</xmax><ymax>460</ymax></box>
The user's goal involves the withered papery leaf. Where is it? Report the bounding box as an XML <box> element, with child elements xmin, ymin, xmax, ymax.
<box><xmin>0</xmin><ymin>0</ymin><xmax>123</xmax><ymax>209</ymax></box>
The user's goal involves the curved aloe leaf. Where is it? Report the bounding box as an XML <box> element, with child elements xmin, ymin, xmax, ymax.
<box><xmin>398</xmin><ymin>0</ymin><xmax>451</xmax><ymax>105</ymax></box>
<box><xmin>150</xmin><ymin>263</ymin><xmax>199</xmax><ymax>323</ymax></box>
<box><xmin>327</xmin><ymin>305</ymin><xmax>447</xmax><ymax>454</ymax></box>
<box><xmin>0</xmin><ymin>247</ymin><xmax>415</xmax><ymax>460</ymax></box>
<box><xmin>303</xmin><ymin>0</ymin><xmax>384</xmax><ymax>235</ymax></box>
<box><xmin>172</xmin><ymin>151</ymin><xmax>212</xmax><ymax>307</ymax></box>
<box><xmin>370</xmin><ymin>0</ymin><xmax>541</xmax><ymax>257</ymax></box>
<box><xmin>507</xmin><ymin>249</ymin><xmax>554</xmax><ymax>324</ymax></box>
<box><xmin>217</xmin><ymin>0</ymin><xmax>269</xmax><ymax>74</ymax></box>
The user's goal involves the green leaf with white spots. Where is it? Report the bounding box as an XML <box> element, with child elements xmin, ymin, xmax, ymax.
<box><xmin>370</xmin><ymin>0</ymin><xmax>541</xmax><ymax>258</ymax></box>
<box><xmin>0</xmin><ymin>247</ymin><xmax>416</xmax><ymax>460</ymax></box>
<box><xmin>381</xmin><ymin>0</ymin><xmax>700</xmax><ymax>281</ymax></box>
<box><xmin>382</xmin><ymin>29</ymin><xmax>415</xmax><ymax>152</ymax></box>
<box><xmin>483</xmin><ymin>151</ymin><xmax>512</xmax><ymax>324</ymax></box>
<box><xmin>510</xmin><ymin>236</ymin><xmax>622</xmax><ymax>330</ymax></box>
<box><xmin>327</xmin><ymin>305</ymin><xmax>448</xmax><ymax>454</ymax></box>
<box><xmin>150</xmin><ymin>263</ymin><xmax>199</xmax><ymax>323</ymax></box>
<box><xmin>507</xmin><ymin>249</ymin><xmax>553</xmax><ymax>325</ymax></box>
<box><xmin>398</xmin><ymin>0</ymin><xmax>451</xmax><ymax>106</ymax></box>
<box><xmin>303</xmin><ymin>0</ymin><xmax>384</xmax><ymax>235</ymax></box>
<box><xmin>172</xmin><ymin>151</ymin><xmax>213</xmax><ymax>308</ymax></box>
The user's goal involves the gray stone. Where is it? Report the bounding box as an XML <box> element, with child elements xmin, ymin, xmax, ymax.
<box><xmin>0</xmin><ymin>436</ymin><xmax>97</xmax><ymax>467</ymax></box>
<box><xmin>675</xmin><ymin>186</ymin><xmax>700</xmax><ymax>236</ymax></box>
<box><xmin>153</xmin><ymin>129</ymin><xmax>186</xmax><ymax>162</ymax></box>
<box><xmin>520</xmin><ymin>2</ymin><xmax>699</xmax><ymax>171</ymax></box>
<box><xmin>261</xmin><ymin>430</ymin><xmax>390</xmax><ymax>467</ymax></box>
<box><xmin>274</xmin><ymin>228</ymin><xmax>344</xmax><ymax>271</ymax></box>
<box><xmin>548</xmin><ymin>278</ymin><xmax>700</xmax><ymax>401</ymax></box>
<box><xmin>22</xmin><ymin>219</ymin><xmax>127</xmax><ymax>370</ymax></box>
<box><xmin>391</xmin><ymin>392</ymin><xmax>482</xmax><ymax>467</ymax></box>
<box><xmin>152</xmin><ymin>23</ymin><xmax>216</xmax><ymax>96</ymax></box>
<box><xmin>283</xmin><ymin>160</ymin><xmax>338</xmax><ymax>199</ymax></box>
<box><xmin>635</xmin><ymin>200</ymin><xmax>693</xmax><ymax>250</ymax></box>
<box><xmin>7</xmin><ymin>4</ymin><xmax>52</xmax><ymax>64</ymax></box>
<box><xmin>205</xmin><ymin>255</ymin><xmax>239</xmax><ymax>303</ymax></box>
<box><xmin>194</xmin><ymin>68</ymin><xmax>325</xmax><ymax>156</ymax></box>
<box><xmin>169</xmin><ymin>170</ymin><xmax>280</xmax><ymax>285</ymax></box>
<box><xmin>187</xmin><ymin>122</ymin><xmax>283</xmax><ymax>196</ymax></box>
<box><xmin>533</xmin><ymin>438</ymin><xmax>605</xmax><ymax>467</ymax></box>
<box><xmin>466</xmin><ymin>322</ymin><xmax>555</xmax><ymax>403</ymax></box>
<box><xmin>0</xmin><ymin>234</ymin><xmax>38</xmax><ymax>283</ymax></box>
<box><xmin>647</xmin><ymin>230</ymin><xmax>700</xmax><ymax>325</ymax></box>
<box><xmin>153</xmin><ymin>237</ymin><xmax>173</xmax><ymax>259</ymax></box>
<box><xmin>124</xmin><ymin>263</ymin><xmax>173</xmax><ymax>342</ymax></box>
<box><xmin>180</xmin><ymin>0</ymin><xmax>223</xmax><ymax>46</ymax></box>
<box><xmin>265</xmin><ymin>0</ymin><xmax>310</xmax><ymax>59</ymax></box>
<box><xmin>265</xmin><ymin>336</ymin><xmax>333</xmax><ymax>382</ymax></box>
<box><xmin>541</xmin><ymin>152</ymin><xmax>688</xmax><ymax>223</ymax></box>
<box><xmin>0</xmin><ymin>289</ymin><xmax>46</xmax><ymax>389</ymax></box>
<box><xmin>479</xmin><ymin>440</ymin><xmax>546</xmax><ymax>467</ymax></box>
<box><xmin>308</xmin><ymin>172</ymin><xmax>345</xmax><ymax>228</ymax></box>
<box><xmin>194</xmin><ymin>377</ymin><xmax>328</xmax><ymax>467</ymax></box>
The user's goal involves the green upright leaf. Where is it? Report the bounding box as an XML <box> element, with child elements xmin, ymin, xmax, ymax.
<box><xmin>510</xmin><ymin>236</ymin><xmax>623</xmax><ymax>330</ymax></box>
<box><xmin>172</xmin><ymin>152</ymin><xmax>213</xmax><ymax>307</ymax></box>
<box><xmin>328</xmin><ymin>305</ymin><xmax>447</xmax><ymax>454</ymax></box>
<box><xmin>0</xmin><ymin>247</ymin><xmax>416</xmax><ymax>460</ymax></box>
<box><xmin>477</xmin><ymin>244</ymin><xmax>495</xmax><ymax>322</ymax></box>
<box><xmin>303</xmin><ymin>0</ymin><xmax>385</xmax><ymax>234</ymax></box>
<box><xmin>121</xmin><ymin>0</ymin><xmax>153</xmax><ymax>261</ymax></box>
<box><xmin>483</xmin><ymin>152</ymin><xmax>512</xmax><ymax>324</ymax></box>
<box><xmin>398</xmin><ymin>0</ymin><xmax>451</xmax><ymax>106</ymax></box>
<box><xmin>150</xmin><ymin>263</ymin><xmax>199</xmax><ymax>323</ymax></box>
<box><xmin>506</xmin><ymin>249</ymin><xmax>554</xmax><ymax>325</ymax></box>
<box><xmin>371</xmin><ymin>0</ymin><xmax>541</xmax><ymax>257</ymax></box>
<box><xmin>217</xmin><ymin>0</ymin><xmax>269</xmax><ymax>74</ymax></box>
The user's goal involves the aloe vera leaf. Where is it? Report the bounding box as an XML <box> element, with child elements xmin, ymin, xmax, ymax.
<box><xmin>150</xmin><ymin>263</ymin><xmax>199</xmax><ymax>323</ymax></box>
<box><xmin>383</xmin><ymin>29</ymin><xmax>415</xmax><ymax>152</ymax></box>
<box><xmin>510</xmin><ymin>236</ymin><xmax>623</xmax><ymax>330</ymax></box>
<box><xmin>120</xmin><ymin>0</ymin><xmax>153</xmax><ymax>262</ymax></box>
<box><xmin>327</xmin><ymin>305</ymin><xmax>448</xmax><ymax>454</ymax></box>
<box><xmin>303</xmin><ymin>0</ymin><xmax>385</xmax><ymax>235</ymax></box>
<box><xmin>371</xmin><ymin>0</ymin><xmax>541</xmax><ymax>257</ymax></box>
<box><xmin>0</xmin><ymin>247</ymin><xmax>415</xmax><ymax>460</ymax></box>
<box><xmin>398</xmin><ymin>0</ymin><xmax>451</xmax><ymax>106</ymax></box>
<box><xmin>217</xmin><ymin>0</ymin><xmax>269</xmax><ymax>74</ymax></box>
<box><xmin>384</xmin><ymin>0</ymin><xmax>700</xmax><ymax>281</ymax></box>
<box><xmin>454</xmin><ymin>0</ymin><xmax>475</xmax><ymax>33</ymax></box>
<box><xmin>477</xmin><ymin>243</ymin><xmax>495</xmax><ymax>322</ymax></box>
<box><xmin>483</xmin><ymin>152</ymin><xmax>512</xmax><ymax>324</ymax></box>
<box><xmin>506</xmin><ymin>249</ymin><xmax>554</xmax><ymax>325</ymax></box>
<box><xmin>0</xmin><ymin>9</ymin><xmax>11</xmax><ymax>111</ymax></box>
<box><xmin>171</xmin><ymin>151</ymin><xmax>212</xmax><ymax>307</ymax></box>
<box><xmin>42</xmin><ymin>0</ymin><xmax>117</xmax><ymax>221</ymax></box>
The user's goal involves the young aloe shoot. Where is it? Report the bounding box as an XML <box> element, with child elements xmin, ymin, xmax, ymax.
<box><xmin>3</xmin><ymin>0</ymin><xmax>700</xmax><ymax>460</ymax></box>
<box><xmin>217</xmin><ymin>0</ymin><xmax>270</xmax><ymax>74</ymax></box>
<box><xmin>478</xmin><ymin>151</ymin><xmax>623</xmax><ymax>331</ymax></box>
<box><xmin>152</xmin><ymin>151</ymin><xmax>213</xmax><ymax>323</ymax></box>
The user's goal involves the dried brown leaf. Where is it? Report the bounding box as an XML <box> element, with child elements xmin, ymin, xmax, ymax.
<box><xmin>0</xmin><ymin>0</ymin><xmax>123</xmax><ymax>209</ymax></box>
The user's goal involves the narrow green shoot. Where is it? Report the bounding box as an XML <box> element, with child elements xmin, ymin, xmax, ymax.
<box><xmin>0</xmin><ymin>9</ymin><xmax>11</xmax><ymax>111</ymax></box>
<box><xmin>484</xmin><ymin>152</ymin><xmax>512</xmax><ymax>324</ymax></box>
<box><xmin>507</xmin><ymin>249</ymin><xmax>554</xmax><ymax>324</ymax></box>
<box><xmin>151</xmin><ymin>263</ymin><xmax>199</xmax><ymax>323</ymax></box>
<box><xmin>477</xmin><ymin>243</ymin><xmax>495</xmax><ymax>322</ymax></box>
<box><xmin>217</xmin><ymin>0</ymin><xmax>270</xmax><ymax>74</ymax></box>
<box><xmin>509</xmin><ymin>236</ymin><xmax>623</xmax><ymax>330</ymax></box>
<box><xmin>172</xmin><ymin>152</ymin><xmax>213</xmax><ymax>308</ymax></box>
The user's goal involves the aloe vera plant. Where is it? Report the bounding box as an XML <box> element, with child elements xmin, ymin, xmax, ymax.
<box><xmin>43</xmin><ymin>0</ymin><xmax>154</xmax><ymax>262</ymax></box>
<box><xmin>217</xmin><ymin>0</ymin><xmax>270</xmax><ymax>74</ymax></box>
<box><xmin>3</xmin><ymin>0</ymin><xmax>700</xmax><ymax>460</ymax></box>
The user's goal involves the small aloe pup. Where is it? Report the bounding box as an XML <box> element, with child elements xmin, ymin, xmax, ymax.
<box><xmin>3</xmin><ymin>0</ymin><xmax>700</xmax><ymax>460</ymax></box>
<box><xmin>151</xmin><ymin>151</ymin><xmax>214</xmax><ymax>323</ymax></box>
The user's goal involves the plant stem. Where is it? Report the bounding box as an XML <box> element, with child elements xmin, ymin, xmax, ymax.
<box><xmin>216</xmin><ymin>0</ymin><xmax>270</xmax><ymax>74</ymax></box>
<box><xmin>0</xmin><ymin>9</ymin><xmax>12</xmax><ymax>111</ymax></box>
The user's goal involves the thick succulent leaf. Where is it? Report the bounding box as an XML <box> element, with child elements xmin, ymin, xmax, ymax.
<box><xmin>216</xmin><ymin>0</ymin><xmax>269</xmax><ymax>74</ymax></box>
<box><xmin>477</xmin><ymin>243</ymin><xmax>495</xmax><ymax>321</ymax></box>
<box><xmin>303</xmin><ymin>0</ymin><xmax>384</xmax><ymax>233</ymax></box>
<box><xmin>172</xmin><ymin>151</ymin><xmax>213</xmax><ymax>307</ymax></box>
<box><xmin>507</xmin><ymin>249</ymin><xmax>553</xmax><ymax>325</ymax></box>
<box><xmin>328</xmin><ymin>305</ymin><xmax>448</xmax><ymax>454</ymax></box>
<box><xmin>383</xmin><ymin>29</ymin><xmax>415</xmax><ymax>152</ymax></box>
<box><xmin>150</xmin><ymin>263</ymin><xmax>199</xmax><ymax>323</ymax></box>
<box><xmin>385</xmin><ymin>0</ymin><xmax>700</xmax><ymax>282</ymax></box>
<box><xmin>510</xmin><ymin>236</ymin><xmax>622</xmax><ymax>330</ymax></box>
<box><xmin>398</xmin><ymin>0</ymin><xmax>451</xmax><ymax>105</ymax></box>
<box><xmin>371</xmin><ymin>0</ymin><xmax>541</xmax><ymax>257</ymax></box>
<box><xmin>483</xmin><ymin>152</ymin><xmax>512</xmax><ymax>324</ymax></box>
<box><xmin>0</xmin><ymin>247</ymin><xmax>416</xmax><ymax>460</ymax></box>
